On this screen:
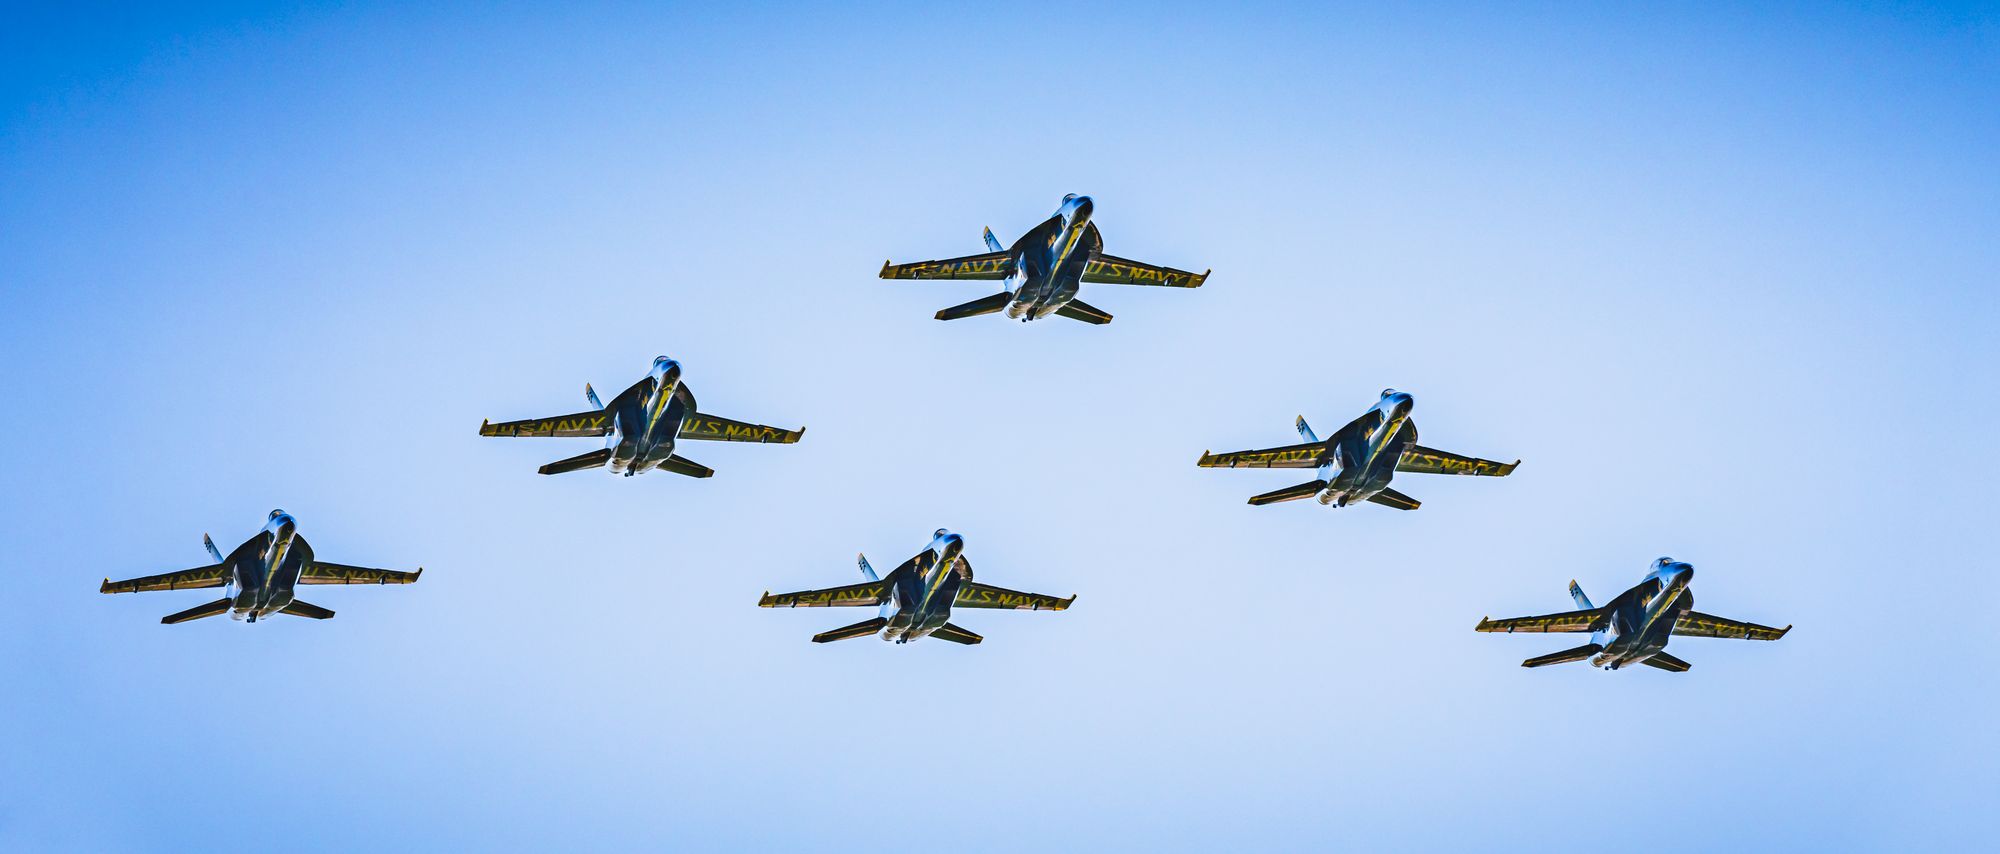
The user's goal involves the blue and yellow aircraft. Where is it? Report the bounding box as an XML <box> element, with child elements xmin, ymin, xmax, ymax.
<box><xmin>1476</xmin><ymin>557</ymin><xmax>1791</xmax><ymax>671</ymax></box>
<box><xmin>480</xmin><ymin>356</ymin><xmax>803</xmax><ymax>477</ymax></box>
<box><xmin>759</xmin><ymin>529</ymin><xmax>1073</xmax><ymax>644</ymax></box>
<box><xmin>1197</xmin><ymin>389</ymin><xmax>1517</xmax><ymax>510</ymax></box>
<box><xmin>879</xmin><ymin>194</ymin><xmax>1208</xmax><ymax>324</ymax></box>
<box><xmin>99</xmin><ymin>509</ymin><xmax>421</xmax><ymax>624</ymax></box>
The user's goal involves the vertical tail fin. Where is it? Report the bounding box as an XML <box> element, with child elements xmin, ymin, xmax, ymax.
<box><xmin>203</xmin><ymin>534</ymin><xmax>224</xmax><ymax>563</ymax></box>
<box><xmin>585</xmin><ymin>383</ymin><xmax>604</xmax><ymax>409</ymax></box>
<box><xmin>857</xmin><ymin>553</ymin><xmax>879</xmax><ymax>582</ymax></box>
<box><xmin>1296</xmin><ymin>416</ymin><xmax>1319</xmax><ymax>444</ymax></box>
<box><xmin>983</xmin><ymin>227</ymin><xmax>1004</xmax><ymax>252</ymax></box>
<box><xmin>1569</xmin><ymin>580</ymin><xmax>1594</xmax><ymax>610</ymax></box>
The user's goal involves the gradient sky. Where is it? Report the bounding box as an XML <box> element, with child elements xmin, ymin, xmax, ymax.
<box><xmin>3</xmin><ymin>3</ymin><xmax>1995</xmax><ymax>850</ymax></box>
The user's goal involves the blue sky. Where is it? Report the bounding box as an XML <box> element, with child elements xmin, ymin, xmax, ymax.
<box><xmin>2</xmin><ymin>2</ymin><xmax>1995</xmax><ymax>850</ymax></box>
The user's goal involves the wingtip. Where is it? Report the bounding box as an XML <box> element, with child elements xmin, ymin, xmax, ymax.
<box><xmin>413</xmin><ymin>567</ymin><xmax>424</xmax><ymax>582</ymax></box>
<box><xmin>99</xmin><ymin>578</ymin><xmax>112</xmax><ymax>594</ymax></box>
<box><xmin>879</xmin><ymin>260</ymin><xmax>894</xmax><ymax>277</ymax></box>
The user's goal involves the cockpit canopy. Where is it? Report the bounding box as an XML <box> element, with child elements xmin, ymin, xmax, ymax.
<box><xmin>1381</xmin><ymin>388</ymin><xmax>1399</xmax><ymax>398</ymax></box>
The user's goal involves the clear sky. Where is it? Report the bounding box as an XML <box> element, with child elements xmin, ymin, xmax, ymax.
<box><xmin>2</xmin><ymin>2</ymin><xmax>1995</xmax><ymax>850</ymax></box>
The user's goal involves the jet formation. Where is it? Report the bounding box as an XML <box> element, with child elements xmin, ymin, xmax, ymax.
<box><xmin>99</xmin><ymin>193</ymin><xmax>1792</xmax><ymax>675</ymax></box>
<box><xmin>1476</xmin><ymin>557</ymin><xmax>1790</xmax><ymax>671</ymax></box>
<box><xmin>480</xmin><ymin>355</ymin><xmax>803</xmax><ymax>477</ymax></box>
<box><xmin>1197</xmin><ymin>389</ymin><xmax>1518</xmax><ymax>510</ymax></box>
<box><xmin>100</xmin><ymin>510</ymin><xmax>421</xmax><ymax>624</ymax></box>
<box><xmin>880</xmin><ymin>194</ymin><xmax>1208</xmax><ymax>324</ymax></box>
<box><xmin>759</xmin><ymin>529</ymin><xmax>1073</xmax><ymax>644</ymax></box>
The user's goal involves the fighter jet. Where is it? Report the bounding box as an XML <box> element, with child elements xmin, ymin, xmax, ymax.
<box><xmin>479</xmin><ymin>356</ymin><xmax>803</xmax><ymax>477</ymax></box>
<box><xmin>1196</xmin><ymin>389</ymin><xmax>1518</xmax><ymax>510</ymax></box>
<box><xmin>878</xmin><ymin>194</ymin><xmax>1208</xmax><ymax>324</ymax></box>
<box><xmin>99</xmin><ymin>509</ymin><xmax>421</xmax><ymax>624</ymax></box>
<box><xmin>1476</xmin><ymin>557</ymin><xmax>1791</xmax><ymax>671</ymax></box>
<box><xmin>758</xmin><ymin>529</ymin><xmax>1074</xmax><ymax>644</ymax></box>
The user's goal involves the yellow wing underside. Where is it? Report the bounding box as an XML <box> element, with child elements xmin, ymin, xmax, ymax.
<box><xmin>1197</xmin><ymin>442</ymin><xmax>1325</xmax><ymax>469</ymax></box>
<box><xmin>300</xmin><ymin>562</ymin><xmax>423</xmax><ymax>585</ymax></box>
<box><xmin>678</xmin><ymin>413</ymin><xmax>804</xmax><ymax>444</ymax></box>
<box><xmin>759</xmin><ymin>581</ymin><xmax>889</xmax><ymax>608</ymax></box>
<box><xmin>480</xmin><ymin>411</ymin><xmax>613</xmax><ymax>438</ymax></box>
<box><xmin>1475</xmin><ymin>609</ymin><xmax>1602</xmax><ymax>633</ymax></box>
<box><xmin>101</xmin><ymin>564</ymin><xmax>229</xmax><ymax>594</ymax></box>
<box><xmin>1081</xmin><ymin>254</ymin><xmax>1208</xmax><ymax>288</ymax></box>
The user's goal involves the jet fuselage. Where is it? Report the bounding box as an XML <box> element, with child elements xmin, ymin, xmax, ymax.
<box><xmin>878</xmin><ymin>529</ymin><xmax>969</xmax><ymax>643</ymax></box>
<box><xmin>221</xmin><ymin>510</ymin><xmax>310</xmax><ymax>622</ymax></box>
<box><xmin>1317</xmin><ymin>390</ymin><xmax>1416</xmax><ymax>507</ymax></box>
<box><xmin>1000</xmin><ymin>194</ymin><xmax>1098</xmax><ymax>322</ymax></box>
<box><xmin>602</xmin><ymin>356</ymin><xmax>690</xmax><ymax>476</ymax></box>
<box><xmin>1588</xmin><ymin>559</ymin><xmax>1697</xmax><ymax>670</ymax></box>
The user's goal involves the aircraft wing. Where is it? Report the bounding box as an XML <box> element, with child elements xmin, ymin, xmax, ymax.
<box><xmin>759</xmin><ymin>581</ymin><xmax>889</xmax><ymax>608</ymax></box>
<box><xmin>1475</xmin><ymin>608</ymin><xmax>1605</xmax><ymax>633</ymax></box>
<box><xmin>879</xmin><ymin>251</ymin><xmax>1012</xmax><ymax>281</ymax></box>
<box><xmin>679</xmin><ymin>413</ymin><xmax>804</xmax><ymax>444</ymax></box>
<box><xmin>1197</xmin><ymin>442</ymin><xmax>1325</xmax><ymax>469</ymax></box>
<box><xmin>300</xmin><ymin>562</ymin><xmax>423</xmax><ymax>585</ymax></box>
<box><xmin>954</xmin><ymin>582</ymin><xmax>1074</xmax><ymax>611</ymax></box>
<box><xmin>479</xmin><ymin>410</ymin><xmax>613</xmax><ymax>438</ymax></box>
<box><xmin>101</xmin><ymin>564</ymin><xmax>228</xmax><ymax>594</ymax></box>
<box><xmin>1082</xmin><ymin>254</ymin><xmax>1209</xmax><ymax>288</ymax></box>
<box><xmin>1396</xmin><ymin>444</ymin><xmax>1519</xmax><ymax>477</ymax></box>
<box><xmin>1672</xmin><ymin>611</ymin><xmax>1791</xmax><ymax>641</ymax></box>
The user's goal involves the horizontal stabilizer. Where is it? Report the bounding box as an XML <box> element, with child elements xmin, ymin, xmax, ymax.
<box><xmin>657</xmin><ymin>454</ymin><xmax>714</xmax><ymax>479</ymax></box>
<box><xmin>1054</xmin><ymin>299</ymin><xmax>1113</xmax><ymax>325</ymax></box>
<box><xmin>1641</xmin><ymin>652</ymin><xmax>1691</xmax><ymax>672</ymax></box>
<box><xmin>812</xmin><ymin>617</ymin><xmax>887</xmax><ymax>643</ymax></box>
<box><xmin>935</xmin><ymin>291</ymin><xmax>1014</xmax><ymax>321</ymax></box>
<box><xmin>1365</xmin><ymin>487</ymin><xmax>1421</xmax><ymax>510</ymax></box>
<box><xmin>1248</xmin><ymin>480</ymin><xmax>1327</xmax><ymax>506</ymax></box>
<box><xmin>279</xmin><ymin>600</ymin><xmax>335</xmax><ymax>620</ymax></box>
<box><xmin>931</xmin><ymin>623</ymin><xmax>984</xmax><ymax>645</ymax></box>
<box><xmin>538</xmin><ymin>448</ymin><xmax>612</xmax><ymax>475</ymax></box>
<box><xmin>1522</xmin><ymin>643</ymin><xmax>1603</xmax><ymax>668</ymax></box>
<box><xmin>161</xmin><ymin>597</ymin><xmax>232</xmax><ymax>625</ymax></box>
